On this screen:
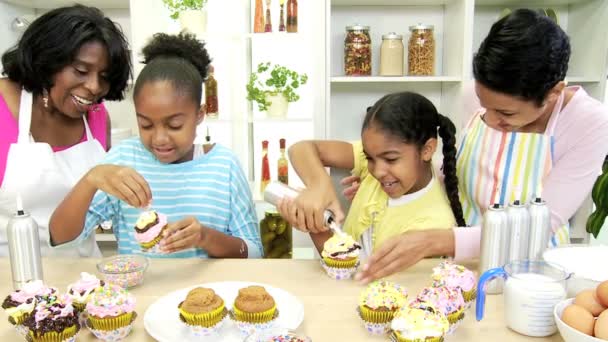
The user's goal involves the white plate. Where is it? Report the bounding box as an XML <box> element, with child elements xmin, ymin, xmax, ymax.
<box><xmin>143</xmin><ymin>281</ymin><xmax>305</xmax><ymax>342</ymax></box>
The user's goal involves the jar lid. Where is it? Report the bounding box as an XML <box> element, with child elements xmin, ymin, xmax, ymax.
<box><xmin>409</xmin><ymin>23</ymin><xmax>434</xmax><ymax>31</ymax></box>
<box><xmin>264</xmin><ymin>210</ymin><xmax>281</xmax><ymax>217</ymax></box>
<box><xmin>382</xmin><ymin>32</ymin><xmax>403</xmax><ymax>40</ymax></box>
<box><xmin>346</xmin><ymin>24</ymin><xmax>370</xmax><ymax>31</ymax></box>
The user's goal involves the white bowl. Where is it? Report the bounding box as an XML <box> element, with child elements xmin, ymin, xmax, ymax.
<box><xmin>554</xmin><ymin>298</ymin><xmax>603</xmax><ymax>342</ymax></box>
<box><xmin>543</xmin><ymin>245</ymin><xmax>608</xmax><ymax>297</ymax></box>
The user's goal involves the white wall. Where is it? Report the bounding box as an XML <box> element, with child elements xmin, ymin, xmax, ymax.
<box><xmin>0</xmin><ymin>3</ymin><xmax>35</xmax><ymax>73</ymax></box>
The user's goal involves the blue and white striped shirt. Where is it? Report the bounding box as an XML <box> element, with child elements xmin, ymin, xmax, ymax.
<box><xmin>61</xmin><ymin>138</ymin><xmax>262</xmax><ymax>258</ymax></box>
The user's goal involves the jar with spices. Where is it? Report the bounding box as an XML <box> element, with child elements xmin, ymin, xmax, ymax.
<box><xmin>408</xmin><ymin>24</ymin><xmax>435</xmax><ymax>76</ymax></box>
<box><xmin>344</xmin><ymin>24</ymin><xmax>371</xmax><ymax>76</ymax></box>
<box><xmin>379</xmin><ymin>32</ymin><xmax>404</xmax><ymax>76</ymax></box>
<box><xmin>260</xmin><ymin>210</ymin><xmax>292</xmax><ymax>258</ymax></box>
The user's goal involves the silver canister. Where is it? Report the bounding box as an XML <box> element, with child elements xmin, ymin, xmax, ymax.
<box><xmin>506</xmin><ymin>199</ymin><xmax>530</xmax><ymax>262</ymax></box>
<box><xmin>480</xmin><ymin>203</ymin><xmax>509</xmax><ymax>294</ymax></box>
<box><xmin>263</xmin><ymin>181</ymin><xmax>336</xmax><ymax>227</ymax></box>
<box><xmin>7</xmin><ymin>205</ymin><xmax>43</xmax><ymax>290</ymax></box>
<box><xmin>528</xmin><ymin>197</ymin><xmax>551</xmax><ymax>260</ymax></box>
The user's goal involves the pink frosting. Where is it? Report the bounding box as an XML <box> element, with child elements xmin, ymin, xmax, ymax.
<box><xmin>134</xmin><ymin>211</ymin><xmax>167</xmax><ymax>244</ymax></box>
<box><xmin>86</xmin><ymin>284</ymin><xmax>136</xmax><ymax>318</ymax></box>
<box><xmin>68</xmin><ymin>272</ymin><xmax>102</xmax><ymax>299</ymax></box>
<box><xmin>431</xmin><ymin>261</ymin><xmax>476</xmax><ymax>292</ymax></box>
<box><xmin>414</xmin><ymin>286</ymin><xmax>465</xmax><ymax>316</ymax></box>
<box><xmin>34</xmin><ymin>294</ymin><xmax>75</xmax><ymax>326</ymax></box>
<box><xmin>11</xmin><ymin>280</ymin><xmax>56</xmax><ymax>303</ymax></box>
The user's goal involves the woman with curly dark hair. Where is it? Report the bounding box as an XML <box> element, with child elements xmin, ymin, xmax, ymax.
<box><xmin>49</xmin><ymin>33</ymin><xmax>263</xmax><ymax>259</ymax></box>
<box><xmin>0</xmin><ymin>5</ymin><xmax>132</xmax><ymax>257</ymax></box>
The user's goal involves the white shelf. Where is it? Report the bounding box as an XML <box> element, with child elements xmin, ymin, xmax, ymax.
<box><xmin>475</xmin><ymin>0</ymin><xmax>594</xmax><ymax>5</ymax></box>
<box><xmin>331</xmin><ymin>76</ymin><xmax>462</xmax><ymax>83</ymax></box>
<box><xmin>249</xmin><ymin>117</ymin><xmax>313</xmax><ymax>123</ymax></box>
<box><xmin>4</xmin><ymin>0</ymin><xmax>129</xmax><ymax>9</ymax></box>
<box><xmin>566</xmin><ymin>76</ymin><xmax>602</xmax><ymax>83</ymax></box>
<box><xmin>332</xmin><ymin>0</ymin><xmax>457</xmax><ymax>5</ymax></box>
<box><xmin>95</xmin><ymin>234</ymin><xmax>116</xmax><ymax>242</ymax></box>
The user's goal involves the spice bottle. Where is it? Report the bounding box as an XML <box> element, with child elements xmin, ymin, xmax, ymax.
<box><xmin>205</xmin><ymin>65</ymin><xmax>218</xmax><ymax>118</ymax></box>
<box><xmin>264</xmin><ymin>0</ymin><xmax>272</xmax><ymax>32</ymax></box>
<box><xmin>286</xmin><ymin>0</ymin><xmax>297</xmax><ymax>33</ymax></box>
<box><xmin>344</xmin><ymin>24</ymin><xmax>371</xmax><ymax>76</ymax></box>
<box><xmin>254</xmin><ymin>0</ymin><xmax>265</xmax><ymax>33</ymax></box>
<box><xmin>261</xmin><ymin>140</ymin><xmax>271</xmax><ymax>195</ymax></box>
<box><xmin>277</xmin><ymin>138</ymin><xmax>288</xmax><ymax>184</ymax></box>
<box><xmin>408</xmin><ymin>24</ymin><xmax>435</xmax><ymax>76</ymax></box>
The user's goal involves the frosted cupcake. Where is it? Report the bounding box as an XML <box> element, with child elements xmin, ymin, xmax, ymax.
<box><xmin>67</xmin><ymin>272</ymin><xmax>104</xmax><ymax>327</ymax></box>
<box><xmin>86</xmin><ymin>283</ymin><xmax>137</xmax><ymax>341</ymax></box>
<box><xmin>320</xmin><ymin>233</ymin><xmax>361</xmax><ymax>280</ymax></box>
<box><xmin>431</xmin><ymin>261</ymin><xmax>477</xmax><ymax>307</ymax></box>
<box><xmin>134</xmin><ymin>210</ymin><xmax>168</xmax><ymax>252</ymax></box>
<box><xmin>23</xmin><ymin>293</ymin><xmax>79</xmax><ymax>342</ymax></box>
<box><xmin>2</xmin><ymin>280</ymin><xmax>56</xmax><ymax>336</ymax></box>
<box><xmin>390</xmin><ymin>301</ymin><xmax>449</xmax><ymax>342</ymax></box>
<box><xmin>178</xmin><ymin>287</ymin><xmax>227</xmax><ymax>337</ymax></box>
<box><xmin>413</xmin><ymin>286</ymin><xmax>465</xmax><ymax>333</ymax></box>
<box><xmin>358</xmin><ymin>280</ymin><xmax>408</xmax><ymax>334</ymax></box>
<box><xmin>231</xmin><ymin>286</ymin><xmax>278</xmax><ymax>336</ymax></box>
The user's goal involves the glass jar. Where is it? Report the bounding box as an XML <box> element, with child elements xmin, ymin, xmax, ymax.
<box><xmin>260</xmin><ymin>210</ymin><xmax>292</xmax><ymax>259</ymax></box>
<box><xmin>379</xmin><ymin>32</ymin><xmax>404</xmax><ymax>76</ymax></box>
<box><xmin>408</xmin><ymin>24</ymin><xmax>435</xmax><ymax>76</ymax></box>
<box><xmin>344</xmin><ymin>24</ymin><xmax>371</xmax><ymax>76</ymax></box>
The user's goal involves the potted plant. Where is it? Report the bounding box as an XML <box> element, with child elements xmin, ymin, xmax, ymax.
<box><xmin>587</xmin><ymin>156</ymin><xmax>608</xmax><ymax>245</ymax></box>
<box><xmin>246</xmin><ymin>62</ymin><xmax>308</xmax><ymax>118</ymax></box>
<box><xmin>162</xmin><ymin>0</ymin><xmax>209</xmax><ymax>34</ymax></box>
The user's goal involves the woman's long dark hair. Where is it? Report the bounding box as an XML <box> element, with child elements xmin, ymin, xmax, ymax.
<box><xmin>362</xmin><ymin>92</ymin><xmax>466</xmax><ymax>227</ymax></box>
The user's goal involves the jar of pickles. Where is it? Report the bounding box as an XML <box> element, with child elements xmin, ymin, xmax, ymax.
<box><xmin>260</xmin><ymin>210</ymin><xmax>292</xmax><ymax>259</ymax></box>
<box><xmin>344</xmin><ymin>24</ymin><xmax>371</xmax><ymax>76</ymax></box>
<box><xmin>408</xmin><ymin>24</ymin><xmax>435</xmax><ymax>76</ymax></box>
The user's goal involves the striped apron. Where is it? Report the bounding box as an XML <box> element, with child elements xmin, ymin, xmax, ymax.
<box><xmin>456</xmin><ymin>92</ymin><xmax>569</xmax><ymax>246</ymax></box>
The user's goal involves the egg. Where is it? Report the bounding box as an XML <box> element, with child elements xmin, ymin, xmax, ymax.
<box><xmin>596</xmin><ymin>309</ymin><xmax>608</xmax><ymax>340</ymax></box>
<box><xmin>575</xmin><ymin>289</ymin><xmax>608</xmax><ymax>316</ymax></box>
<box><xmin>561</xmin><ymin>304</ymin><xmax>595</xmax><ymax>336</ymax></box>
<box><xmin>597</xmin><ymin>281</ymin><xmax>608</xmax><ymax>308</ymax></box>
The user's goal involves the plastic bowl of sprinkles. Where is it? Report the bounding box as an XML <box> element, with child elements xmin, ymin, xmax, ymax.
<box><xmin>96</xmin><ymin>254</ymin><xmax>149</xmax><ymax>289</ymax></box>
<box><xmin>245</xmin><ymin>328</ymin><xmax>312</xmax><ymax>342</ymax></box>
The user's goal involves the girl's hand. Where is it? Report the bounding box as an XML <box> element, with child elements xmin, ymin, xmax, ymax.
<box><xmin>160</xmin><ymin>216</ymin><xmax>205</xmax><ymax>253</ymax></box>
<box><xmin>276</xmin><ymin>182</ymin><xmax>344</xmax><ymax>234</ymax></box>
<box><xmin>85</xmin><ymin>164</ymin><xmax>152</xmax><ymax>208</ymax></box>
<box><xmin>355</xmin><ymin>230</ymin><xmax>429</xmax><ymax>284</ymax></box>
<box><xmin>340</xmin><ymin>175</ymin><xmax>361</xmax><ymax>202</ymax></box>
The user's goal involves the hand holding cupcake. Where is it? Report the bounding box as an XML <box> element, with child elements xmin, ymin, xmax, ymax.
<box><xmin>134</xmin><ymin>210</ymin><xmax>168</xmax><ymax>252</ymax></box>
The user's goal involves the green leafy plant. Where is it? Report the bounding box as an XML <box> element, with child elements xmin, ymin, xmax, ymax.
<box><xmin>162</xmin><ymin>0</ymin><xmax>208</xmax><ymax>20</ymax></box>
<box><xmin>246</xmin><ymin>62</ymin><xmax>308</xmax><ymax>112</ymax></box>
<box><xmin>587</xmin><ymin>157</ymin><xmax>608</xmax><ymax>238</ymax></box>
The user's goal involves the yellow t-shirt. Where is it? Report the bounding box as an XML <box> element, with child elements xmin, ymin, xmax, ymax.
<box><xmin>343</xmin><ymin>141</ymin><xmax>456</xmax><ymax>251</ymax></box>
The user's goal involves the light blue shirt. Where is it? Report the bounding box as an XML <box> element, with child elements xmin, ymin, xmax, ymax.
<box><xmin>56</xmin><ymin>138</ymin><xmax>262</xmax><ymax>258</ymax></box>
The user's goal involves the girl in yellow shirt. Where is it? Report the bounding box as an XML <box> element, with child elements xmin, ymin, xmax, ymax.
<box><xmin>277</xmin><ymin>92</ymin><xmax>465</xmax><ymax>271</ymax></box>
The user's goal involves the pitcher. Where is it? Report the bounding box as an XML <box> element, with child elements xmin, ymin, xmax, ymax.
<box><xmin>476</xmin><ymin>260</ymin><xmax>570</xmax><ymax>337</ymax></box>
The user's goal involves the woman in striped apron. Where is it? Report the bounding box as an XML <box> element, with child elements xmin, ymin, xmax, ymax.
<box><xmin>354</xmin><ymin>9</ymin><xmax>608</xmax><ymax>283</ymax></box>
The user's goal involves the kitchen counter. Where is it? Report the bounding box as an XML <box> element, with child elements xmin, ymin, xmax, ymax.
<box><xmin>0</xmin><ymin>258</ymin><xmax>564</xmax><ymax>341</ymax></box>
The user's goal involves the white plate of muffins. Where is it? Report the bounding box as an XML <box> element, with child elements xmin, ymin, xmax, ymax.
<box><xmin>143</xmin><ymin>281</ymin><xmax>305</xmax><ymax>341</ymax></box>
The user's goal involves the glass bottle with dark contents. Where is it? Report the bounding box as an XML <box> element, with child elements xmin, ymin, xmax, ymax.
<box><xmin>260</xmin><ymin>210</ymin><xmax>292</xmax><ymax>258</ymax></box>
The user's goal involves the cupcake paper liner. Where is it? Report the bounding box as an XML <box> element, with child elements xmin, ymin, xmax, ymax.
<box><xmin>89</xmin><ymin>322</ymin><xmax>134</xmax><ymax>341</ymax></box>
<box><xmin>446</xmin><ymin>310</ymin><xmax>465</xmax><ymax>335</ymax></box>
<box><xmin>356</xmin><ymin>307</ymin><xmax>390</xmax><ymax>335</ymax></box>
<box><xmin>88</xmin><ymin>311</ymin><xmax>137</xmax><ymax>331</ymax></box>
<box><xmin>77</xmin><ymin>311</ymin><xmax>89</xmax><ymax>329</ymax></box>
<box><xmin>179</xmin><ymin>302</ymin><xmax>227</xmax><ymax>327</ymax></box>
<box><xmin>14</xmin><ymin>323</ymin><xmax>28</xmax><ymax>338</ymax></box>
<box><xmin>358</xmin><ymin>304</ymin><xmax>396</xmax><ymax>324</ymax></box>
<box><xmin>462</xmin><ymin>288</ymin><xmax>477</xmax><ymax>309</ymax></box>
<box><xmin>139</xmin><ymin>226</ymin><xmax>167</xmax><ymax>250</ymax></box>
<box><xmin>8</xmin><ymin>311</ymin><xmax>29</xmax><ymax>325</ymax></box>
<box><xmin>390</xmin><ymin>331</ymin><xmax>444</xmax><ymax>342</ymax></box>
<box><xmin>322</xmin><ymin>256</ymin><xmax>359</xmax><ymax>268</ymax></box>
<box><xmin>28</xmin><ymin>324</ymin><xmax>79</xmax><ymax>342</ymax></box>
<box><xmin>232</xmin><ymin>305</ymin><xmax>277</xmax><ymax>323</ymax></box>
<box><xmin>72</xmin><ymin>302</ymin><xmax>86</xmax><ymax>313</ymax></box>
<box><xmin>230</xmin><ymin>309</ymin><xmax>279</xmax><ymax>337</ymax></box>
<box><xmin>184</xmin><ymin>315</ymin><xmax>227</xmax><ymax>337</ymax></box>
<box><xmin>320</xmin><ymin>260</ymin><xmax>359</xmax><ymax>280</ymax></box>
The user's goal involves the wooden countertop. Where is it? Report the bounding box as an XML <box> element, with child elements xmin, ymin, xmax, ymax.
<box><xmin>0</xmin><ymin>258</ymin><xmax>564</xmax><ymax>341</ymax></box>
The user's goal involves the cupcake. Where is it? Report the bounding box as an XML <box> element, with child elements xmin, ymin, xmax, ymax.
<box><xmin>67</xmin><ymin>272</ymin><xmax>104</xmax><ymax>311</ymax></box>
<box><xmin>358</xmin><ymin>280</ymin><xmax>408</xmax><ymax>334</ymax></box>
<box><xmin>320</xmin><ymin>233</ymin><xmax>361</xmax><ymax>280</ymax></box>
<box><xmin>23</xmin><ymin>293</ymin><xmax>79</xmax><ymax>342</ymax></box>
<box><xmin>86</xmin><ymin>283</ymin><xmax>137</xmax><ymax>341</ymax></box>
<box><xmin>231</xmin><ymin>286</ymin><xmax>278</xmax><ymax>336</ymax></box>
<box><xmin>178</xmin><ymin>287</ymin><xmax>227</xmax><ymax>336</ymax></box>
<box><xmin>2</xmin><ymin>280</ymin><xmax>56</xmax><ymax>336</ymax></box>
<box><xmin>390</xmin><ymin>301</ymin><xmax>449</xmax><ymax>342</ymax></box>
<box><xmin>413</xmin><ymin>286</ymin><xmax>465</xmax><ymax>333</ymax></box>
<box><xmin>431</xmin><ymin>261</ymin><xmax>477</xmax><ymax>306</ymax></box>
<box><xmin>134</xmin><ymin>210</ymin><xmax>167</xmax><ymax>252</ymax></box>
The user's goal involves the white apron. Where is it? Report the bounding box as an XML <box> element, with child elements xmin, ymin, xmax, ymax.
<box><xmin>0</xmin><ymin>89</ymin><xmax>104</xmax><ymax>257</ymax></box>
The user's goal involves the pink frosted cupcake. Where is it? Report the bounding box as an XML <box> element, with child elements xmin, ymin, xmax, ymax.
<box><xmin>23</xmin><ymin>293</ymin><xmax>79</xmax><ymax>342</ymax></box>
<box><xmin>134</xmin><ymin>210</ymin><xmax>167</xmax><ymax>252</ymax></box>
<box><xmin>431</xmin><ymin>261</ymin><xmax>477</xmax><ymax>307</ymax></box>
<box><xmin>2</xmin><ymin>280</ymin><xmax>57</xmax><ymax>336</ymax></box>
<box><xmin>67</xmin><ymin>272</ymin><xmax>104</xmax><ymax>327</ymax></box>
<box><xmin>86</xmin><ymin>283</ymin><xmax>137</xmax><ymax>341</ymax></box>
<box><xmin>414</xmin><ymin>286</ymin><xmax>465</xmax><ymax>333</ymax></box>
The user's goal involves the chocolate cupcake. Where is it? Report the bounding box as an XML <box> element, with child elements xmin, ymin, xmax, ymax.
<box><xmin>134</xmin><ymin>210</ymin><xmax>168</xmax><ymax>251</ymax></box>
<box><xmin>23</xmin><ymin>293</ymin><xmax>79</xmax><ymax>342</ymax></box>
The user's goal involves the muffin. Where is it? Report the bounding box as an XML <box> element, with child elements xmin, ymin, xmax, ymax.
<box><xmin>320</xmin><ymin>233</ymin><xmax>361</xmax><ymax>280</ymax></box>
<box><xmin>67</xmin><ymin>272</ymin><xmax>105</xmax><ymax>311</ymax></box>
<box><xmin>2</xmin><ymin>280</ymin><xmax>56</xmax><ymax>327</ymax></box>
<box><xmin>134</xmin><ymin>210</ymin><xmax>168</xmax><ymax>251</ymax></box>
<box><xmin>231</xmin><ymin>286</ymin><xmax>278</xmax><ymax>336</ymax></box>
<box><xmin>178</xmin><ymin>287</ymin><xmax>227</xmax><ymax>336</ymax></box>
<box><xmin>86</xmin><ymin>283</ymin><xmax>137</xmax><ymax>340</ymax></box>
<box><xmin>23</xmin><ymin>293</ymin><xmax>79</xmax><ymax>342</ymax></box>
<box><xmin>390</xmin><ymin>301</ymin><xmax>449</xmax><ymax>342</ymax></box>
<box><xmin>358</xmin><ymin>280</ymin><xmax>408</xmax><ymax>334</ymax></box>
<box><xmin>414</xmin><ymin>286</ymin><xmax>465</xmax><ymax>332</ymax></box>
<box><xmin>431</xmin><ymin>261</ymin><xmax>477</xmax><ymax>306</ymax></box>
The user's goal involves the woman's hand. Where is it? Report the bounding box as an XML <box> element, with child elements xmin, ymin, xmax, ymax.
<box><xmin>340</xmin><ymin>175</ymin><xmax>361</xmax><ymax>202</ymax></box>
<box><xmin>160</xmin><ymin>216</ymin><xmax>206</xmax><ymax>253</ymax></box>
<box><xmin>276</xmin><ymin>181</ymin><xmax>344</xmax><ymax>234</ymax></box>
<box><xmin>85</xmin><ymin>164</ymin><xmax>152</xmax><ymax>208</ymax></box>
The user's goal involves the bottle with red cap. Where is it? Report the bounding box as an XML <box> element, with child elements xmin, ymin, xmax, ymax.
<box><xmin>277</xmin><ymin>138</ymin><xmax>288</xmax><ymax>184</ymax></box>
